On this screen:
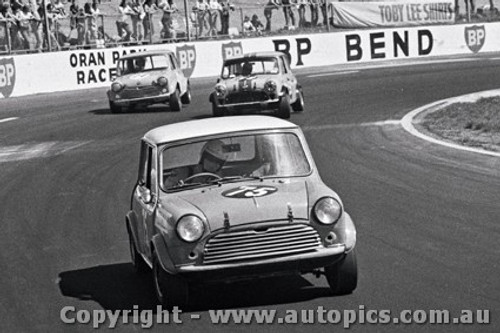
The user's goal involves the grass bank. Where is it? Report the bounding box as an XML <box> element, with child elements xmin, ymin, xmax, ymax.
<box><xmin>418</xmin><ymin>96</ymin><xmax>500</xmax><ymax>152</ymax></box>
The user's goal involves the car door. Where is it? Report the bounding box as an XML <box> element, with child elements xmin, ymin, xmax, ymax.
<box><xmin>134</xmin><ymin>140</ymin><xmax>158</xmax><ymax>259</ymax></box>
<box><xmin>281</xmin><ymin>55</ymin><xmax>298</xmax><ymax>102</ymax></box>
<box><xmin>169</xmin><ymin>53</ymin><xmax>187</xmax><ymax>94</ymax></box>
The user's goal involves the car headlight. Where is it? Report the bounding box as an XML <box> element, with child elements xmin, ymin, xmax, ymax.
<box><xmin>264</xmin><ymin>80</ymin><xmax>277</xmax><ymax>93</ymax></box>
<box><xmin>157</xmin><ymin>77</ymin><xmax>168</xmax><ymax>87</ymax></box>
<box><xmin>313</xmin><ymin>197</ymin><xmax>342</xmax><ymax>224</ymax></box>
<box><xmin>215</xmin><ymin>84</ymin><xmax>226</xmax><ymax>97</ymax></box>
<box><xmin>111</xmin><ymin>82</ymin><xmax>123</xmax><ymax>92</ymax></box>
<box><xmin>176</xmin><ymin>215</ymin><xmax>205</xmax><ymax>243</ymax></box>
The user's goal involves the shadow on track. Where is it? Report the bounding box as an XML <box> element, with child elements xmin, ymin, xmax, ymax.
<box><xmin>89</xmin><ymin>105</ymin><xmax>187</xmax><ymax>115</ymax></box>
<box><xmin>58</xmin><ymin>263</ymin><xmax>332</xmax><ymax>312</ymax></box>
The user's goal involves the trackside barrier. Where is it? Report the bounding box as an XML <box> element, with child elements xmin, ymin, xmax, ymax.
<box><xmin>0</xmin><ymin>22</ymin><xmax>498</xmax><ymax>99</ymax></box>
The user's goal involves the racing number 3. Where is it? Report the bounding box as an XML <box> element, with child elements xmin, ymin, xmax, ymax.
<box><xmin>223</xmin><ymin>185</ymin><xmax>277</xmax><ymax>198</ymax></box>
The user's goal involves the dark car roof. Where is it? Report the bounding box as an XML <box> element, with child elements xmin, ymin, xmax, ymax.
<box><xmin>225</xmin><ymin>51</ymin><xmax>285</xmax><ymax>62</ymax></box>
<box><xmin>120</xmin><ymin>50</ymin><xmax>174</xmax><ymax>60</ymax></box>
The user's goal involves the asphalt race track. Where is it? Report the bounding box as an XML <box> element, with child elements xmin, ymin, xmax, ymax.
<box><xmin>0</xmin><ymin>54</ymin><xmax>499</xmax><ymax>332</ymax></box>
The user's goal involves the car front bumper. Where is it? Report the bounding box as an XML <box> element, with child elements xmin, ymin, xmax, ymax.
<box><xmin>215</xmin><ymin>97</ymin><xmax>280</xmax><ymax>112</ymax></box>
<box><xmin>175</xmin><ymin>244</ymin><xmax>347</xmax><ymax>282</ymax></box>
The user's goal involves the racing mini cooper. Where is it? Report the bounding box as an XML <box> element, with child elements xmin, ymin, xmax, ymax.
<box><xmin>126</xmin><ymin>116</ymin><xmax>356</xmax><ymax>308</ymax></box>
<box><xmin>107</xmin><ymin>50</ymin><xmax>191</xmax><ymax>113</ymax></box>
<box><xmin>209</xmin><ymin>52</ymin><xmax>304</xmax><ymax>119</ymax></box>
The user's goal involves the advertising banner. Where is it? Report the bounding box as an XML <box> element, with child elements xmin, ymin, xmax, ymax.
<box><xmin>1</xmin><ymin>21</ymin><xmax>500</xmax><ymax>99</ymax></box>
<box><xmin>331</xmin><ymin>0</ymin><xmax>456</xmax><ymax>28</ymax></box>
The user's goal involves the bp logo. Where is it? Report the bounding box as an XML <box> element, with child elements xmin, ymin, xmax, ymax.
<box><xmin>221</xmin><ymin>41</ymin><xmax>243</xmax><ymax>62</ymax></box>
<box><xmin>465</xmin><ymin>25</ymin><xmax>485</xmax><ymax>53</ymax></box>
<box><xmin>0</xmin><ymin>57</ymin><xmax>16</xmax><ymax>98</ymax></box>
<box><xmin>176</xmin><ymin>44</ymin><xmax>196</xmax><ymax>78</ymax></box>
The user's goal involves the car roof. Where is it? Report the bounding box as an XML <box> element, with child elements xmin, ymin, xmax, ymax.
<box><xmin>225</xmin><ymin>51</ymin><xmax>285</xmax><ymax>61</ymax></box>
<box><xmin>120</xmin><ymin>50</ymin><xmax>174</xmax><ymax>60</ymax></box>
<box><xmin>144</xmin><ymin>116</ymin><xmax>298</xmax><ymax>144</ymax></box>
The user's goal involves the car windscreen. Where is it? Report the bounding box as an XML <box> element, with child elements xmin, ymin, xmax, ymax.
<box><xmin>118</xmin><ymin>55</ymin><xmax>169</xmax><ymax>75</ymax></box>
<box><xmin>160</xmin><ymin>133</ymin><xmax>311</xmax><ymax>191</ymax></box>
<box><xmin>221</xmin><ymin>57</ymin><xmax>279</xmax><ymax>79</ymax></box>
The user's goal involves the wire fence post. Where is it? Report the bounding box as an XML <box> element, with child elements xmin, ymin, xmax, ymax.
<box><xmin>184</xmin><ymin>0</ymin><xmax>191</xmax><ymax>41</ymax></box>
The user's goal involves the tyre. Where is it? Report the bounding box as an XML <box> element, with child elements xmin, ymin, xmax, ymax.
<box><xmin>276</xmin><ymin>94</ymin><xmax>291</xmax><ymax>119</ymax></box>
<box><xmin>292</xmin><ymin>89</ymin><xmax>305</xmax><ymax>112</ymax></box>
<box><xmin>170</xmin><ymin>88</ymin><xmax>182</xmax><ymax>112</ymax></box>
<box><xmin>128</xmin><ymin>231</ymin><xmax>149</xmax><ymax>274</ymax></box>
<box><xmin>109</xmin><ymin>100</ymin><xmax>122</xmax><ymax>113</ymax></box>
<box><xmin>152</xmin><ymin>254</ymin><xmax>189</xmax><ymax>309</ymax></box>
<box><xmin>325</xmin><ymin>249</ymin><xmax>358</xmax><ymax>295</ymax></box>
<box><xmin>212</xmin><ymin>101</ymin><xmax>224</xmax><ymax>117</ymax></box>
<box><xmin>181</xmin><ymin>83</ymin><xmax>192</xmax><ymax>105</ymax></box>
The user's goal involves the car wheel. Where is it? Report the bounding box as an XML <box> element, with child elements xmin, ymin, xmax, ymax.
<box><xmin>212</xmin><ymin>101</ymin><xmax>224</xmax><ymax>117</ymax></box>
<box><xmin>276</xmin><ymin>94</ymin><xmax>291</xmax><ymax>119</ymax></box>
<box><xmin>324</xmin><ymin>249</ymin><xmax>358</xmax><ymax>296</ymax></box>
<box><xmin>109</xmin><ymin>100</ymin><xmax>122</xmax><ymax>113</ymax></box>
<box><xmin>170</xmin><ymin>88</ymin><xmax>182</xmax><ymax>112</ymax></box>
<box><xmin>292</xmin><ymin>89</ymin><xmax>305</xmax><ymax>112</ymax></box>
<box><xmin>128</xmin><ymin>232</ymin><xmax>149</xmax><ymax>274</ymax></box>
<box><xmin>153</xmin><ymin>254</ymin><xmax>189</xmax><ymax>309</ymax></box>
<box><xmin>181</xmin><ymin>83</ymin><xmax>192</xmax><ymax>105</ymax></box>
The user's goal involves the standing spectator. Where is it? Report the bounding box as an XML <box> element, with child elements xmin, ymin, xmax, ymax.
<box><xmin>143</xmin><ymin>0</ymin><xmax>157</xmax><ymax>42</ymax></box>
<box><xmin>319</xmin><ymin>0</ymin><xmax>328</xmax><ymax>26</ymax></box>
<box><xmin>69</xmin><ymin>0</ymin><xmax>79</xmax><ymax>35</ymax></box>
<box><xmin>158</xmin><ymin>0</ymin><xmax>177</xmax><ymax>40</ymax></box>
<box><xmin>16</xmin><ymin>5</ymin><xmax>33</xmax><ymax>50</ymax></box>
<box><xmin>218</xmin><ymin>0</ymin><xmax>233</xmax><ymax>35</ymax></box>
<box><xmin>207</xmin><ymin>0</ymin><xmax>221</xmax><ymax>37</ymax></box>
<box><xmin>30</xmin><ymin>0</ymin><xmax>42</xmax><ymax>51</ymax></box>
<box><xmin>75</xmin><ymin>5</ymin><xmax>87</xmax><ymax>45</ymax></box>
<box><xmin>242</xmin><ymin>15</ymin><xmax>255</xmax><ymax>35</ymax></box>
<box><xmin>117</xmin><ymin>0</ymin><xmax>133</xmax><ymax>42</ymax></box>
<box><xmin>263</xmin><ymin>0</ymin><xmax>279</xmax><ymax>32</ymax></box>
<box><xmin>0</xmin><ymin>3</ymin><xmax>14</xmax><ymax>52</ymax></box>
<box><xmin>281</xmin><ymin>0</ymin><xmax>295</xmax><ymax>30</ymax></box>
<box><xmin>310</xmin><ymin>0</ymin><xmax>319</xmax><ymax>27</ymax></box>
<box><xmin>250</xmin><ymin>14</ymin><xmax>263</xmax><ymax>35</ymax></box>
<box><xmin>86</xmin><ymin>0</ymin><xmax>101</xmax><ymax>44</ymax></box>
<box><xmin>130</xmin><ymin>0</ymin><xmax>145</xmax><ymax>42</ymax></box>
<box><xmin>193</xmin><ymin>0</ymin><xmax>208</xmax><ymax>37</ymax></box>
<box><xmin>297</xmin><ymin>0</ymin><xmax>307</xmax><ymax>28</ymax></box>
<box><xmin>464</xmin><ymin>0</ymin><xmax>476</xmax><ymax>16</ymax></box>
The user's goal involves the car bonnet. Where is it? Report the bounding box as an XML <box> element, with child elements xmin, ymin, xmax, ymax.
<box><xmin>174</xmin><ymin>180</ymin><xmax>309</xmax><ymax>231</ymax></box>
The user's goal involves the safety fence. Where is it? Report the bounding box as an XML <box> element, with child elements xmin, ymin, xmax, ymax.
<box><xmin>1</xmin><ymin>2</ymin><xmax>499</xmax><ymax>55</ymax></box>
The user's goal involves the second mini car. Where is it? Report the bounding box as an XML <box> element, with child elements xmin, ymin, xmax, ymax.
<box><xmin>107</xmin><ymin>50</ymin><xmax>191</xmax><ymax>113</ymax></box>
<box><xmin>209</xmin><ymin>52</ymin><xmax>305</xmax><ymax>119</ymax></box>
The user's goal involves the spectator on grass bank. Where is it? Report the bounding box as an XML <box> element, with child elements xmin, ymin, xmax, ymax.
<box><xmin>281</xmin><ymin>0</ymin><xmax>295</xmax><ymax>30</ymax></box>
<box><xmin>264</xmin><ymin>0</ymin><xmax>279</xmax><ymax>31</ymax></box>
<box><xmin>251</xmin><ymin>13</ymin><xmax>263</xmax><ymax>35</ymax></box>
<box><xmin>218</xmin><ymin>0</ymin><xmax>234</xmax><ymax>35</ymax></box>
<box><xmin>143</xmin><ymin>0</ymin><xmax>157</xmax><ymax>41</ymax></box>
<box><xmin>117</xmin><ymin>0</ymin><xmax>133</xmax><ymax>42</ymax></box>
<box><xmin>158</xmin><ymin>0</ymin><xmax>177</xmax><ymax>40</ymax></box>
<box><xmin>130</xmin><ymin>0</ymin><xmax>145</xmax><ymax>42</ymax></box>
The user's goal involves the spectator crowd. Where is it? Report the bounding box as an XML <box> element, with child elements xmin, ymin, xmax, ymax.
<box><xmin>0</xmin><ymin>0</ymin><xmax>498</xmax><ymax>54</ymax></box>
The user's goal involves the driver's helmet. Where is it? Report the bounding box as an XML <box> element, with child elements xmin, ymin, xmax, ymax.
<box><xmin>135</xmin><ymin>57</ymin><xmax>146</xmax><ymax>70</ymax></box>
<box><xmin>242</xmin><ymin>62</ymin><xmax>253</xmax><ymax>76</ymax></box>
<box><xmin>200</xmin><ymin>140</ymin><xmax>228</xmax><ymax>172</ymax></box>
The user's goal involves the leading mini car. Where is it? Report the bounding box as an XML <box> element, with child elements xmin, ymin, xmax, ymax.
<box><xmin>107</xmin><ymin>50</ymin><xmax>191</xmax><ymax>113</ymax></box>
<box><xmin>209</xmin><ymin>52</ymin><xmax>305</xmax><ymax>119</ymax></box>
<box><xmin>126</xmin><ymin>116</ymin><xmax>356</xmax><ymax>308</ymax></box>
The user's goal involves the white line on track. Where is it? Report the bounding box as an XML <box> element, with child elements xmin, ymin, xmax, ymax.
<box><xmin>0</xmin><ymin>117</ymin><xmax>18</xmax><ymax>123</ymax></box>
<box><xmin>303</xmin><ymin>119</ymin><xmax>400</xmax><ymax>131</ymax></box>
<box><xmin>308</xmin><ymin>71</ymin><xmax>359</xmax><ymax>78</ymax></box>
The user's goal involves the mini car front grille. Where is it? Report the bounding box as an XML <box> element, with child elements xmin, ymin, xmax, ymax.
<box><xmin>225</xmin><ymin>91</ymin><xmax>269</xmax><ymax>104</ymax></box>
<box><xmin>203</xmin><ymin>224</ymin><xmax>322</xmax><ymax>265</ymax></box>
<box><xmin>121</xmin><ymin>86</ymin><xmax>160</xmax><ymax>99</ymax></box>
